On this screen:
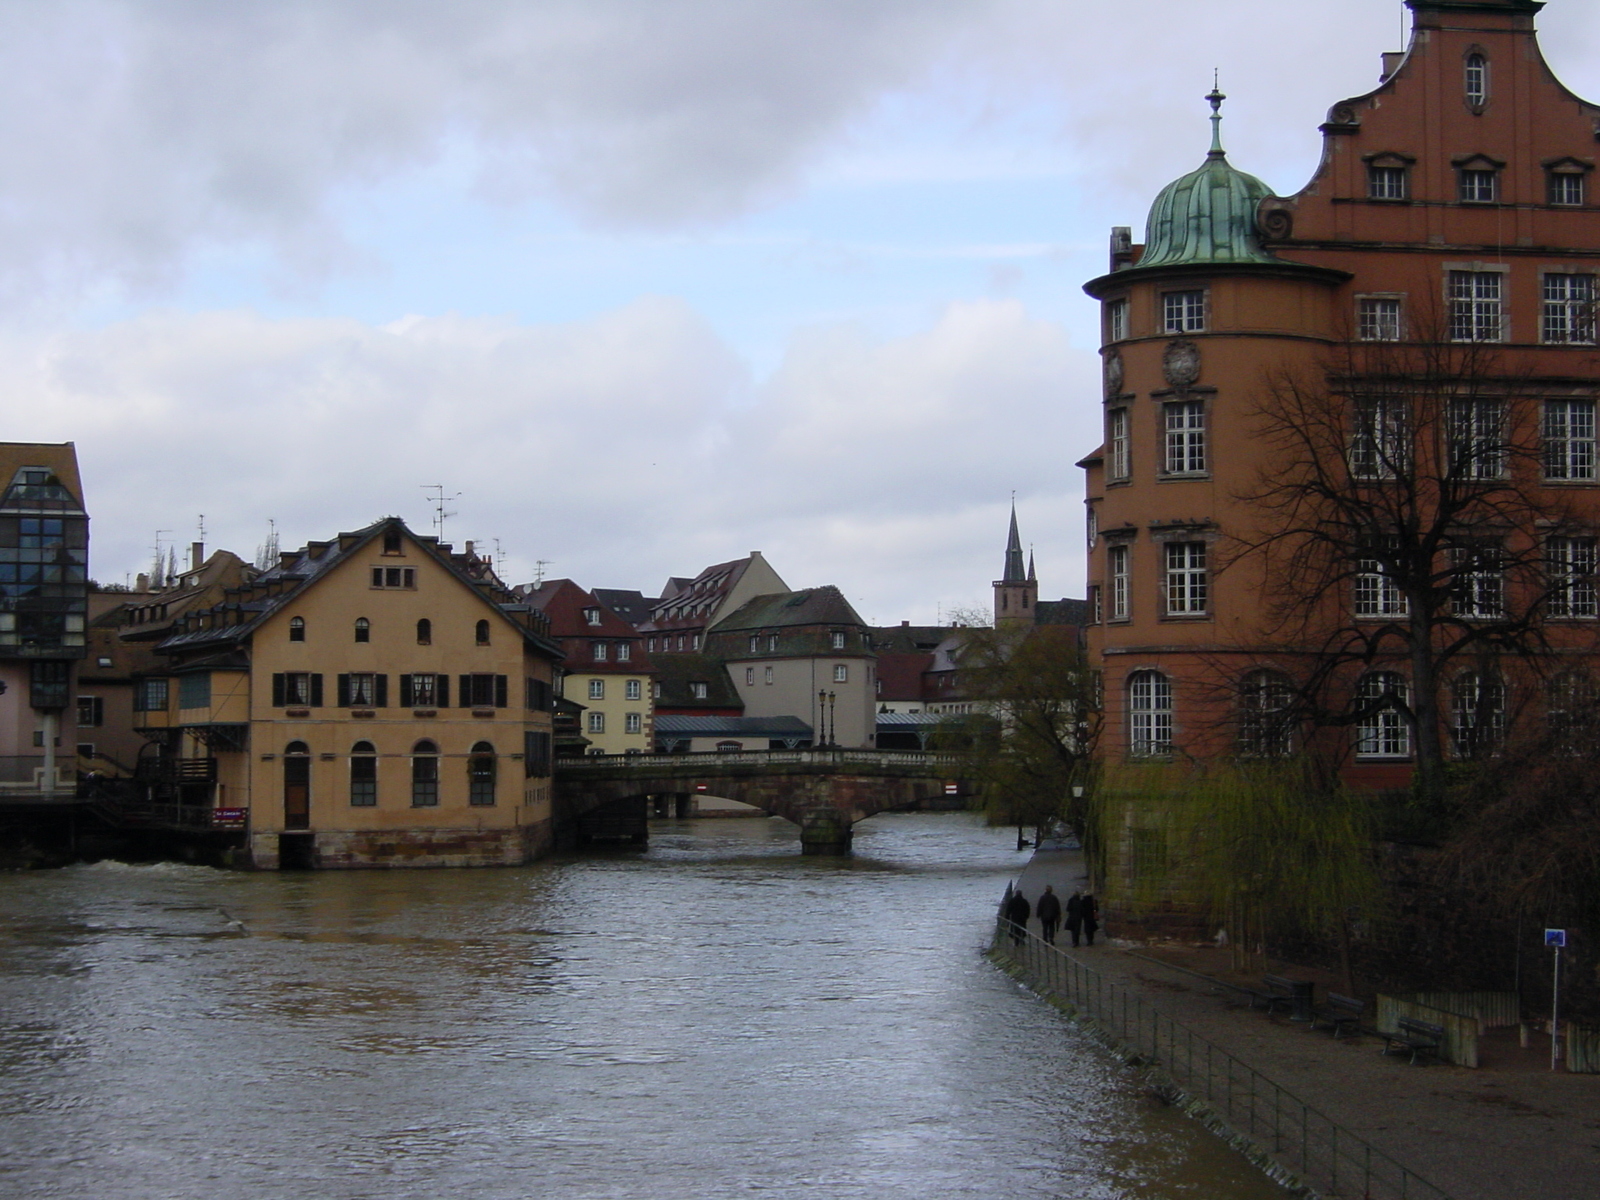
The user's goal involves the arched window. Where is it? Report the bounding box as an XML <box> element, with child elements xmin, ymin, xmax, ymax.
<box><xmin>411</xmin><ymin>740</ymin><xmax>439</xmax><ymax>808</ymax></box>
<box><xmin>475</xmin><ymin>619</ymin><xmax>491</xmax><ymax>645</ymax></box>
<box><xmin>416</xmin><ymin>618</ymin><xmax>431</xmax><ymax>645</ymax></box>
<box><xmin>350</xmin><ymin>740</ymin><xmax>377</xmax><ymax>807</ymax></box>
<box><xmin>354</xmin><ymin>617</ymin><xmax>370</xmax><ymax>644</ymax></box>
<box><xmin>467</xmin><ymin>741</ymin><xmax>496</xmax><ymax>807</ymax></box>
<box><xmin>289</xmin><ymin>616</ymin><xmax>305</xmax><ymax>643</ymax></box>
<box><xmin>1127</xmin><ymin>670</ymin><xmax>1173</xmax><ymax>757</ymax></box>
<box><xmin>283</xmin><ymin>741</ymin><xmax>311</xmax><ymax>829</ymax></box>
<box><xmin>1356</xmin><ymin>673</ymin><xmax>1410</xmax><ymax>758</ymax></box>
<box><xmin>1465</xmin><ymin>52</ymin><xmax>1488</xmax><ymax>107</ymax></box>
<box><xmin>1451</xmin><ymin>671</ymin><xmax>1504</xmax><ymax>759</ymax></box>
<box><xmin>1239</xmin><ymin>670</ymin><xmax>1294</xmax><ymax>757</ymax></box>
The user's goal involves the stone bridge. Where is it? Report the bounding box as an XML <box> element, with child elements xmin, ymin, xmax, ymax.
<box><xmin>553</xmin><ymin>748</ymin><xmax>964</xmax><ymax>854</ymax></box>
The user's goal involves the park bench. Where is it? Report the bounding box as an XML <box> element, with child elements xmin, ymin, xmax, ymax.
<box><xmin>1247</xmin><ymin>974</ymin><xmax>1314</xmax><ymax>1021</ymax></box>
<box><xmin>1382</xmin><ymin>1017</ymin><xmax>1445</xmax><ymax>1065</ymax></box>
<box><xmin>1312</xmin><ymin>992</ymin><xmax>1365</xmax><ymax>1039</ymax></box>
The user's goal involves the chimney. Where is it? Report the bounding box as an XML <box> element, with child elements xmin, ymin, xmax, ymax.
<box><xmin>136</xmin><ymin>573</ymin><xmax>150</xmax><ymax>592</ymax></box>
<box><xmin>1110</xmin><ymin>226</ymin><xmax>1134</xmax><ymax>271</ymax></box>
<box><xmin>191</xmin><ymin>541</ymin><xmax>204</xmax><ymax>571</ymax></box>
<box><xmin>1380</xmin><ymin>51</ymin><xmax>1404</xmax><ymax>82</ymax></box>
<box><xmin>464</xmin><ymin>540</ymin><xmax>475</xmax><ymax>558</ymax></box>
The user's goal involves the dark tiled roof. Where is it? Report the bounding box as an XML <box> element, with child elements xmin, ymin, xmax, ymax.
<box><xmin>592</xmin><ymin>588</ymin><xmax>654</xmax><ymax>628</ymax></box>
<box><xmin>653</xmin><ymin>714</ymin><xmax>811</xmax><ymax>737</ymax></box>
<box><xmin>870</xmin><ymin>624</ymin><xmax>954</xmax><ymax>652</ymax></box>
<box><xmin>650</xmin><ymin>653</ymin><xmax>742</xmax><ymax>709</ymax></box>
<box><xmin>874</xmin><ymin>651</ymin><xmax>934</xmax><ymax>701</ymax></box>
<box><xmin>712</xmin><ymin>585</ymin><xmax>865</xmax><ymax>633</ymax></box>
<box><xmin>1036</xmin><ymin>598</ymin><xmax>1090</xmax><ymax>627</ymax></box>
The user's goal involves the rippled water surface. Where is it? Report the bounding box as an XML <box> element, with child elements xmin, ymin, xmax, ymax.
<box><xmin>0</xmin><ymin>813</ymin><xmax>1283</xmax><ymax>1199</ymax></box>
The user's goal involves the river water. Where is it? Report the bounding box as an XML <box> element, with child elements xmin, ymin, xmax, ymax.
<box><xmin>0</xmin><ymin>812</ymin><xmax>1283</xmax><ymax>1200</ymax></box>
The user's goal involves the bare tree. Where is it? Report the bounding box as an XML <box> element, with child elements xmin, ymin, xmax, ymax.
<box><xmin>1230</xmin><ymin>314</ymin><xmax>1595</xmax><ymax>802</ymax></box>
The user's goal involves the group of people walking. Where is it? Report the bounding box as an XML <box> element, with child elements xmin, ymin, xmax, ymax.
<box><xmin>1004</xmin><ymin>884</ymin><xmax>1096</xmax><ymax>947</ymax></box>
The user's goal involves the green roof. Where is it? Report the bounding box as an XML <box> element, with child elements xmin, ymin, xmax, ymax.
<box><xmin>1135</xmin><ymin>89</ymin><xmax>1277</xmax><ymax>271</ymax></box>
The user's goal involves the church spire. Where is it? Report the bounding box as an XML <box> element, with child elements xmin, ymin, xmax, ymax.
<box><xmin>1002</xmin><ymin>503</ymin><xmax>1026</xmax><ymax>583</ymax></box>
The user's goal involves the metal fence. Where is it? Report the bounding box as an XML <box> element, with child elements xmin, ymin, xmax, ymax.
<box><xmin>993</xmin><ymin>920</ymin><xmax>1453</xmax><ymax>1200</ymax></box>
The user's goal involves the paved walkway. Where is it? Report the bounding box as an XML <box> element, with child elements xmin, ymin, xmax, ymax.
<box><xmin>1007</xmin><ymin>846</ymin><xmax>1600</xmax><ymax>1200</ymax></box>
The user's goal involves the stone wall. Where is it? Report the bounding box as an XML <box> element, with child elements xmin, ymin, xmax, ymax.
<box><xmin>247</xmin><ymin>818</ymin><xmax>554</xmax><ymax>869</ymax></box>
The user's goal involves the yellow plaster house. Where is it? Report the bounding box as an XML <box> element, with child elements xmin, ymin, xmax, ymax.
<box><xmin>140</xmin><ymin>518</ymin><xmax>562</xmax><ymax>869</ymax></box>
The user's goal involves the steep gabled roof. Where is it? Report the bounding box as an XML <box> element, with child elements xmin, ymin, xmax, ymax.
<box><xmin>591</xmin><ymin>588</ymin><xmax>654</xmax><ymax>628</ymax></box>
<box><xmin>711</xmin><ymin>586</ymin><xmax>865</xmax><ymax>633</ymax></box>
<box><xmin>524</xmin><ymin>578</ymin><xmax>640</xmax><ymax>639</ymax></box>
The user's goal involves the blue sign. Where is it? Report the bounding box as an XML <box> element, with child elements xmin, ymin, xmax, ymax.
<box><xmin>1545</xmin><ymin>929</ymin><xmax>1567</xmax><ymax>948</ymax></box>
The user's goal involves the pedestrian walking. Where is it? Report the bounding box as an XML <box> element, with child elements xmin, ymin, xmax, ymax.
<box><xmin>1081</xmin><ymin>893</ymin><xmax>1099</xmax><ymax>946</ymax></box>
<box><xmin>1065</xmin><ymin>890</ymin><xmax>1083</xmax><ymax>947</ymax></box>
<box><xmin>1035</xmin><ymin>885</ymin><xmax>1062</xmax><ymax>945</ymax></box>
<box><xmin>1004</xmin><ymin>887</ymin><xmax>1031</xmax><ymax>945</ymax></box>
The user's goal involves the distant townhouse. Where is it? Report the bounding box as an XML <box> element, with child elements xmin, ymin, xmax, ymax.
<box><xmin>522</xmin><ymin>578</ymin><xmax>655</xmax><ymax>755</ymax></box>
<box><xmin>0</xmin><ymin>443</ymin><xmax>89</xmax><ymax>802</ymax></box>
<box><xmin>643</xmin><ymin>551</ymin><xmax>787</xmax><ymax>654</ymax></box>
<box><xmin>139</xmin><ymin>517</ymin><xmax>561</xmax><ymax>869</ymax></box>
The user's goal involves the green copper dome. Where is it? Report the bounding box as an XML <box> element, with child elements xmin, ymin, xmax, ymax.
<box><xmin>1136</xmin><ymin>88</ymin><xmax>1278</xmax><ymax>270</ymax></box>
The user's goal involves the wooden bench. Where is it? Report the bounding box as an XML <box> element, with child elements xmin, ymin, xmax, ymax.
<box><xmin>1247</xmin><ymin>974</ymin><xmax>1311</xmax><ymax>1018</ymax></box>
<box><xmin>1312</xmin><ymin>992</ymin><xmax>1365</xmax><ymax>1038</ymax></box>
<box><xmin>1382</xmin><ymin>1016</ymin><xmax>1445</xmax><ymax>1065</ymax></box>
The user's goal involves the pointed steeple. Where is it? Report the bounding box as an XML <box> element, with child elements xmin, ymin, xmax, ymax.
<box><xmin>1002</xmin><ymin>503</ymin><xmax>1027</xmax><ymax>583</ymax></box>
<box><xmin>1027</xmin><ymin>549</ymin><xmax>1036</xmax><ymax>583</ymax></box>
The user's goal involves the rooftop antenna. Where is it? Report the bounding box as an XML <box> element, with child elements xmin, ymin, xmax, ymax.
<box><xmin>151</xmin><ymin>529</ymin><xmax>171</xmax><ymax>587</ymax></box>
<box><xmin>421</xmin><ymin>484</ymin><xmax>460</xmax><ymax>543</ymax></box>
<box><xmin>197</xmin><ymin>513</ymin><xmax>205</xmax><ymax>541</ymax></box>
<box><xmin>532</xmin><ymin>560</ymin><xmax>551</xmax><ymax>587</ymax></box>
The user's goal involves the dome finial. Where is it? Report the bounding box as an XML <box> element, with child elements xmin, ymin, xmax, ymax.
<box><xmin>1207</xmin><ymin>72</ymin><xmax>1227</xmax><ymax>157</ymax></box>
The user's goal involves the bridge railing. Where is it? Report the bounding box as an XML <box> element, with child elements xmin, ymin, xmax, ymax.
<box><xmin>556</xmin><ymin>748</ymin><xmax>961</xmax><ymax>774</ymax></box>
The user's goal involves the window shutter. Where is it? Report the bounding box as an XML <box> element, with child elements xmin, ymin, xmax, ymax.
<box><xmin>437</xmin><ymin>674</ymin><xmax>449</xmax><ymax>708</ymax></box>
<box><xmin>460</xmin><ymin>674</ymin><xmax>471</xmax><ymax>707</ymax></box>
<box><xmin>375</xmin><ymin>674</ymin><xmax>388</xmax><ymax>708</ymax></box>
<box><xmin>525</xmin><ymin>677</ymin><xmax>534</xmax><ymax>710</ymax></box>
<box><xmin>399</xmin><ymin>674</ymin><xmax>414</xmax><ymax>707</ymax></box>
<box><xmin>337</xmin><ymin>674</ymin><xmax>350</xmax><ymax>708</ymax></box>
<box><xmin>495</xmin><ymin>675</ymin><xmax>508</xmax><ymax>708</ymax></box>
<box><xmin>272</xmin><ymin>673</ymin><xmax>285</xmax><ymax>707</ymax></box>
<box><xmin>310</xmin><ymin>674</ymin><xmax>323</xmax><ymax>707</ymax></box>
<box><xmin>524</xmin><ymin>731</ymin><xmax>535</xmax><ymax>777</ymax></box>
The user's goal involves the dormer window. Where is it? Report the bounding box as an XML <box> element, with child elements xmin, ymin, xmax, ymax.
<box><xmin>1465</xmin><ymin>52</ymin><xmax>1488</xmax><ymax>109</ymax></box>
<box><xmin>583</xmin><ymin>607</ymin><xmax>602</xmax><ymax>626</ymax></box>
<box><xmin>382</xmin><ymin>531</ymin><xmax>402</xmax><ymax>555</ymax></box>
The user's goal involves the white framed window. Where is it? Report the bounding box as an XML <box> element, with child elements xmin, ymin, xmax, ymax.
<box><xmin>1164</xmin><ymin>542</ymin><xmax>1207</xmax><ymax>615</ymax></box>
<box><xmin>1548</xmin><ymin>671</ymin><xmax>1595</xmax><ymax>752</ymax></box>
<box><xmin>764</xmin><ymin>666</ymin><xmax>774</xmax><ymax>684</ymax></box>
<box><xmin>587</xmin><ymin>712</ymin><xmax>605</xmax><ymax>734</ymax></box>
<box><xmin>1163</xmin><ymin>290</ymin><xmax>1205</xmax><ymax>333</ymax></box>
<box><xmin>831</xmin><ymin>631</ymin><xmax>846</xmax><ymax>649</ymax></box>
<box><xmin>625</xmin><ymin>712</ymin><xmax>643</xmax><ymax>735</ymax></box>
<box><xmin>749</xmin><ymin>635</ymin><xmax>759</xmax><ymax>653</ymax></box>
<box><xmin>833</xmin><ymin>664</ymin><xmax>848</xmax><ymax>683</ymax></box>
<box><xmin>766</xmin><ymin>635</ymin><xmax>778</xmax><ymax>651</ymax></box>
<box><xmin>626</xmin><ymin>679</ymin><xmax>642</xmax><ymax>700</ymax></box>
<box><xmin>1465</xmin><ymin>52</ymin><xmax>1488</xmax><ymax>107</ymax></box>
<box><xmin>1358</xmin><ymin>296</ymin><xmax>1402</xmax><ymax>341</ymax></box>
<box><xmin>1163</xmin><ymin>401</ymin><xmax>1206</xmax><ymax>474</ymax></box>
<box><xmin>1355</xmin><ymin>548</ymin><xmax>1409</xmax><ymax>618</ymax></box>
<box><xmin>1448</xmin><ymin>399</ymin><xmax>1505</xmax><ymax>479</ymax></box>
<box><xmin>583</xmin><ymin>607</ymin><xmax>602</xmax><ymax>626</ymax></box>
<box><xmin>1541</xmin><ymin>273</ymin><xmax>1595</xmax><ymax>344</ymax></box>
<box><xmin>690</xmin><ymin>681</ymin><xmax>709</xmax><ymax>700</ymax></box>
<box><xmin>1356</xmin><ymin>672</ymin><xmax>1410</xmax><ymax>758</ymax></box>
<box><xmin>1108</xmin><ymin>544</ymin><xmax>1130</xmax><ymax>620</ymax></box>
<box><xmin>1368</xmin><ymin>164</ymin><xmax>1407</xmax><ymax>200</ymax></box>
<box><xmin>1106</xmin><ymin>298</ymin><xmax>1128</xmax><ymax>342</ymax></box>
<box><xmin>1448</xmin><ymin>270</ymin><xmax>1504</xmax><ymax>342</ymax></box>
<box><xmin>1350</xmin><ymin>396</ymin><xmax>1408</xmax><ymax>479</ymax></box>
<box><xmin>1451</xmin><ymin>543</ymin><xmax>1504</xmax><ymax>619</ymax></box>
<box><xmin>1549</xmin><ymin>170</ymin><xmax>1586</xmax><ymax>207</ymax></box>
<box><xmin>1451</xmin><ymin>672</ymin><xmax>1504</xmax><ymax>758</ymax></box>
<box><xmin>1239</xmin><ymin>670</ymin><xmax>1294</xmax><ymax>758</ymax></box>
<box><xmin>616</xmin><ymin>642</ymin><xmax>631</xmax><ymax>662</ymax></box>
<box><xmin>1108</xmin><ymin>408</ymin><xmax>1130</xmax><ymax>481</ymax></box>
<box><xmin>1547</xmin><ymin>536</ymin><xmax>1598</xmax><ymax>618</ymax></box>
<box><xmin>1458</xmin><ymin>168</ymin><xmax>1497</xmax><ymax>203</ymax></box>
<box><xmin>1128</xmin><ymin>670</ymin><xmax>1173</xmax><ymax>757</ymax></box>
<box><xmin>1544</xmin><ymin>399</ymin><xmax>1597</xmax><ymax>480</ymax></box>
<box><xmin>745</xmin><ymin>667</ymin><xmax>755</xmax><ymax>685</ymax></box>
<box><xmin>593</xmin><ymin>642</ymin><xmax>609</xmax><ymax>662</ymax></box>
<box><xmin>1086</xmin><ymin>505</ymin><xmax>1098</xmax><ymax>549</ymax></box>
<box><xmin>588</xmin><ymin>678</ymin><xmax>605</xmax><ymax>700</ymax></box>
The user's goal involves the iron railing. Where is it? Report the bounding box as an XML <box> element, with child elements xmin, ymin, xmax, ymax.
<box><xmin>993</xmin><ymin>920</ymin><xmax>1453</xmax><ymax>1200</ymax></box>
<box><xmin>557</xmin><ymin>748</ymin><xmax>959</xmax><ymax>773</ymax></box>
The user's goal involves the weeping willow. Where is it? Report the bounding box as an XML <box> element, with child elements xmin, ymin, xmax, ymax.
<box><xmin>1100</xmin><ymin>759</ymin><xmax>1382</xmax><ymax>977</ymax></box>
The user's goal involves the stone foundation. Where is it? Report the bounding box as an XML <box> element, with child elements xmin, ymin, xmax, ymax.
<box><xmin>247</xmin><ymin>819</ymin><xmax>554</xmax><ymax>869</ymax></box>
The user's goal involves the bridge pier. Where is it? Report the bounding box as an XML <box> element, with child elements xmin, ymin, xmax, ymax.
<box><xmin>799</xmin><ymin>810</ymin><xmax>853</xmax><ymax>856</ymax></box>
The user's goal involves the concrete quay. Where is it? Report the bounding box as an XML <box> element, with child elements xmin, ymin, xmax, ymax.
<box><xmin>1005</xmin><ymin>847</ymin><xmax>1600</xmax><ymax>1200</ymax></box>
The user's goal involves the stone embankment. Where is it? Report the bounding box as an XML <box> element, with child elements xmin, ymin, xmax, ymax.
<box><xmin>1000</xmin><ymin>846</ymin><xmax>1599</xmax><ymax>1200</ymax></box>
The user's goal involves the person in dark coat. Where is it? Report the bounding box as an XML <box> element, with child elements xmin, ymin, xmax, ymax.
<box><xmin>1065</xmin><ymin>891</ymin><xmax>1084</xmax><ymax>947</ymax></box>
<box><xmin>1035</xmin><ymin>885</ymin><xmax>1062</xmax><ymax>944</ymax></box>
<box><xmin>1004</xmin><ymin>888</ymin><xmax>1031</xmax><ymax>944</ymax></box>
<box><xmin>1081</xmin><ymin>893</ymin><xmax>1100</xmax><ymax>946</ymax></box>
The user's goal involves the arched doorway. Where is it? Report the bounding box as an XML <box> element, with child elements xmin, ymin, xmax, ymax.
<box><xmin>283</xmin><ymin>741</ymin><xmax>311</xmax><ymax>830</ymax></box>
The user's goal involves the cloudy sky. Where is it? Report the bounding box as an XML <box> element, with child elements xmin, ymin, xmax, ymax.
<box><xmin>8</xmin><ymin>0</ymin><xmax>1600</xmax><ymax>624</ymax></box>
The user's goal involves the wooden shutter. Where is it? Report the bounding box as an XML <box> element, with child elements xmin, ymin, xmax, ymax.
<box><xmin>375</xmin><ymin>674</ymin><xmax>388</xmax><ymax>708</ymax></box>
<box><xmin>399</xmin><ymin>674</ymin><xmax>414</xmax><ymax>707</ymax></box>
<box><xmin>336</xmin><ymin>674</ymin><xmax>350</xmax><ymax>708</ymax></box>
<box><xmin>495</xmin><ymin>675</ymin><xmax>508</xmax><ymax>708</ymax></box>
<box><xmin>437</xmin><ymin>674</ymin><xmax>449</xmax><ymax>708</ymax></box>
<box><xmin>310</xmin><ymin>674</ymin><xmax>323</xmax><ymax>707</ymax></box>
<box><xmin>272</xmin><ymin>673</ymin><xmax>285</xmax><ymax>707</ymax></box>
<box><xmin>460</xmin><ymin>674</ymin><xmax>472</xmax><ymax>706</ymax></box>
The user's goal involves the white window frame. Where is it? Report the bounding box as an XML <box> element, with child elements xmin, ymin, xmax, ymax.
<box><xmin>1367</xmin><ymin>164</ymin><xmax>1407</xmax><ymax>201</ymax></box>
<box><xmin>1107</xmin><ymin>407</ymin><xmax>1130</xmax><ymax>481</ymax></box>
<box><xmin>1357</xmin><ymin>296</ymin><xmax>1403</xmax><ymax>342</ymax></box>
<box><xmin>1465</xmin><ymin>52</ymin><xmax>1488</xmax><ymax>108</ymax></box>
<box><xmin>625</xmin><ymin>712</ymin><xmax>643</xmax><ymax>735</ymax></box>
<box><xmin>1451</xmin><ymin>671</ymin><xmax>1504</xmax><ymax>758</ymax></box>
<box><xmin>1163</xmin><ymin>401</ymin><xmax>1206</xmax><ymax>475</ymax></box>
<box><xmin>1128</xmin><ymin>670</ymin><xmax>1173</xmax><ymax>758</ymax></box>
<box><xmin>1356</xmin><ymin>673</ymin><xmax>1411</xmax><ymax>758</ymax></box>
<box><xmin>833</xmin><ymin>664</ymin><xmax>848</xmax><ymax>683</ymax></box>
<box><xmin>1541</xmin><ymin>273</ymin><xmax>1595</xmax><ymax>345</ymax></box>
<box><xmin>1108</xmin><ymin>544</ymin><xmax>1130</xmax><ymax>621</ymax></box>
<box><xmin>1452</xmin><ymin>543</ymin><xmax>1504</xmax><ymax>620</ymax></box>
<box><xmin>1350</xmin><ymin>396</ymin><xmax>1408</xmax><ymax>479</ymax></box>
<box><xmin>1448</xmin><ymin>269</ymin><xmax>1505</xmax><ymax>343</ymax></box>
<box><xmin>1162</xmin><ymin>290</ymin><xmax>1205</xmax><ymax>334</ymax></box>
<box><xmin>1544</xmin><ymin>398</ymin><xmax>1597</xmax><ymax>480</ymax></box>
<box><xmin>588</xmin><ymin>678</ymin><xmax>605</xmax><ymax>700</ymax></box>
<box><xmin>1354</xmin><ymin>549</ymin><xmax>1409</xmax><ymax>618</ymax></box>
<box><xmin>587</xmin><ymin>711</ymin><xmax>605</xmax><ymax>734</ymax></box>
<box><xmin>1163</xmin><ymin>541</ymin><xmax>1208</xmax><ymax>616</ymax></box>
<box><xmin>1549</xmin><ymin>170</ymin><xmax>1586</xmax><ymax>207</ymax></box>
<box><xmin>1106</xmin><ymin>298</ymin><xmax>1128</xmax><ymax>342</ymax></box>
<box><xmin>1547</xmin><ymin>535</ymin><xmax>1598</xmax><ymax>618</ymax></box>
<box><xmin>1458</xmin><ymin>168</ymin><xmax>1497</xmax><ymax>204</ymax></box>
<box><xmin>1448</xmin><ymin>398</ymin><xmax>1506</xmax><ymax>480</ymax></box>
